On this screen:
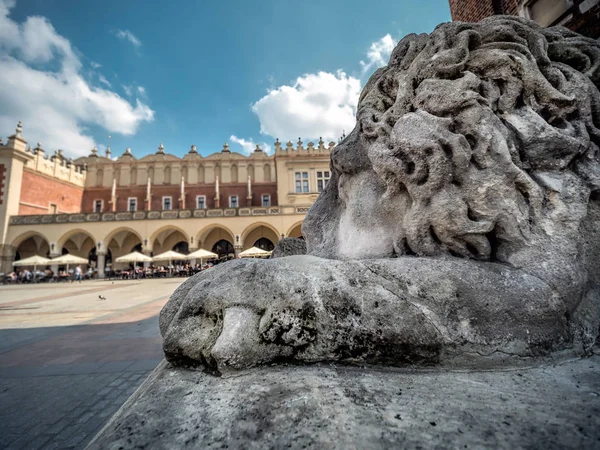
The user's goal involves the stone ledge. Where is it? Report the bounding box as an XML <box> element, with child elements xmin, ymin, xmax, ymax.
<box><xmin>87</xmin><ymin>354</ymin><xmax>600</xmax><ymax>449</ymax></box>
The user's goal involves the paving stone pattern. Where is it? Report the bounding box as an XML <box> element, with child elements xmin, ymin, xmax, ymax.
<box><xmin>0</xmin><ymin>279</ymin><xmax>182</xmax><ymax>450</ymax></box>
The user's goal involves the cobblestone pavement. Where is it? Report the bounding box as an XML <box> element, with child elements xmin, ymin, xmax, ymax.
<box><xmin>0</xmin><ymin>278</ymin><xmax>184</xmax><ymax>450</ymax></box>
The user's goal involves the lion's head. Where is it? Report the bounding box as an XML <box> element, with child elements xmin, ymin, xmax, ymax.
<box><xmin>303</xmin><ymin>16</ymin><xmax>600</xmax><ymax>305</ymax></box>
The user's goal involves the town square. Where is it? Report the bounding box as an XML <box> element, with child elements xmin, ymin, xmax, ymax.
<box><xmin>1</xmin><ymin>0</ymin><xmax>599</xmax><ymax>448</ymax></box>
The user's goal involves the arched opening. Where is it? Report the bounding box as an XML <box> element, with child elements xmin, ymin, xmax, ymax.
<box><xmin>130</xmin><ymin>167</ymin><xmax>138</xmax><ymax>185</ymax></box>
<box><xmin>13</xmin><ymin>233</ymin><xmax>51</xmax><ymax>261</ymax></box>
<box><xmin>287</xmin><ymin>222</ymin><xmax>304</xmax><ymax>239</ymax></box>
<box><xmin>254</xmin><ymin>237</ymin><xmax>274</xmax><ymax>251</ymax></box>
<box><xmin>242</xmin><ymin>224</ymin><xmax>280</xmax><ymax>250</ymax></box>
<box><xmin>150</xmin><ymin>227</ymin><xmax>189</xmax><ymax>256</ymax></box>
<box><xmin>247</xmin><ymin>164</ymin><xmax>254</xmax><ymax>181</ymax></box>
<box><xmin>181</xmin><ymin>166</ymin><xmax>188</xmax><ymax>182</ymax></box>
<box><xmin>231</xmin><ymin>164</ymin><xmax>238</xmax><ymax>183</ymax></box>
<box><xmin>59</xmin><ymin>230</ymin><xmax>96</xmax><ymax>260</ymax></box>
<box><xmin>212</xmin><ymin>239</ymin><xmax>234</xmax><ymax>259</ymax></box>
<box><xmin>148</xmin><ymin>166</ymin><xmax>155</xmax><ymax>183</ymax></box>
<box><xmin>89</xmin><ymin>247</ymin><xmax>113</xmax><ymax>268</ymax></box>
<box><xmin>215</xmin><ymin>164</ymin><xmax>221</xmax><ymax>181</ymax></box>
<box><xmin>173</xmin><ymin>241</ymin><xmax>189</xmax><ymax>254</ymax></box>
<box><xmin>199</xmin><ymin>226</ymin><xmax>236</xmax><ymax>257</ymax></box>
<box><xmin>264</xmin><ymin>164</ymin><xmax>271</xmax><ymax>182</ymax></box>
<box><xmin>114</xmin><ymin>168</ymin><xmax>121</xmax><ymax>186</ymax></box>
<box><xmin>164</xmin><ymin>166</ymin><xmax>172</xmax><ymax>184</ymax></box>
<box><xmin>105</xmin><ymin>228</ymin><xmax>143</xmax><ymax>269</ymax></box>
<box><xmin>197</xmin><ymin>165</ymin><xmax>205</xmax><ymax>183</ymax></box>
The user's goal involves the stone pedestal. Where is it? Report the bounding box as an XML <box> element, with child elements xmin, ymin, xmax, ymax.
<box><xmin>86</xmin><ymin>355</ymin><xmax>600</xmax><ymax>450</ymax></box>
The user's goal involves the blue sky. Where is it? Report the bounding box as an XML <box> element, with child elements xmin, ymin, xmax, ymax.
<box><xmin>0</xmin><ymin>0</ymin><xmax>451</xmax><ymax>158</ymax></box>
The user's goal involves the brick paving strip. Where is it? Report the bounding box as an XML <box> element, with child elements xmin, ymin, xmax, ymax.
<box><xmin>0</xmin><ymin>280</ymin><xmax>181</xmax><ymax>449</ymax></box>
<box><xmin>0</xmin><ymin>283</ymin><xmax>138</xmax><ymax>308</ymax></box>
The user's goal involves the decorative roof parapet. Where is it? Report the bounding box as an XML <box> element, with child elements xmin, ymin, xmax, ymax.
<box><xmin>157</xmin><ymin>143</ymin><xmax>165</xmax><ymax>154</ymax></box>
<box><xmin>189</xmin><ymin>144</ymin><xmax>198</xmax><ymax>154</ymax></box>
<box><xmin>221</xmin><ymin>142</ymin><xmax>230</xmax><ymax>153</ymax></box>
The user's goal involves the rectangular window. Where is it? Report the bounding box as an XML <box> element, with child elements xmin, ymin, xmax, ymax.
<box><xmin>94</xmin><ymin>200</ymin><xmax>103</xmax><ymax>213</ymax></box>
<box><xmin>262</xmin><ymin>194</ymin><xmax>270</xmax><ymax>207</ymax></box>
<box><xmin>295</xmin><ymin>171</ymin><xmax>309</xmax><ymax>193</ymax></box>
<box><xmin>49</xmin><ymin>203</ymin><xmax>57</xmax><ymax>214</ymax></box>
<box><xmin>316</xmin><ymin>170</ymin><xmax>331</xmax><ymax>193</ymax></box>
<box><xmin>229</xmin><ymin>195</ymin><xmax>239</xmax><ymax>208</ymax></box>
<box><xmin>128</xmin><ymin>197</ymin><xmax>137</xmax><ymax>212</ymax></box>
<box><xmin>163</xmin><ymin>196</ymin><xmax>172</xmax><ymax>210</ymax></box>
<box><xmin>196</xmin><ymin>195</ymin><xmax>206</xmax><ymax>209</ymax></box>
<box><xmin>527</xmin><ymin>0</ymin><xmax>569</xmax><ymax>27</ymax></box>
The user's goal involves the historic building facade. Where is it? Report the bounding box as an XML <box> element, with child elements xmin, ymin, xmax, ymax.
<box><xmin>448</xmin><ymin>0</ymin><xmax>600</xmax><ymax>38</ymax></box>
<box><xmin>0</xmin><ymin>122</ymin><xmax>333</xmax><ymax>276</ymax></box>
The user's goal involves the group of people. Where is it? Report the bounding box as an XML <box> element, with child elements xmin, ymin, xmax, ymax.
<box><xmin>4</xmin><ymin>265</ymin><xmax>91</xmax><ymax>283</ymax></box>
<box><xmin>110</xmin><ymin>261</ymin><xmax>217</xmax><ymax>280</ymax></box>
<box><xmin>4</xmin><ymin>260</ymin><xmax>224</xmax><ymax>283</ymax></box>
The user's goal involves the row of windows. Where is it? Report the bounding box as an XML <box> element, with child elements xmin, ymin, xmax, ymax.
<box><xmin>294</xmin><ymin>171</ymin><xmax>330</xmax><ymax>194</ymax></box>
<box><xmin>96</xmin><ymin>164</ymin><xmax>273</xmax><ymax>187</ymax></box>
<box><xmin>93</xmin><ymin>194</ymin><xmax>272</xmax><ymax>213</ymax></box>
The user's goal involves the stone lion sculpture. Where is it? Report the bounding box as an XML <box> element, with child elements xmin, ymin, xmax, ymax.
<box><xmin>160</xmin><ymin>16</ymin><xmax>600</xmax><ymax>374</ymax></box>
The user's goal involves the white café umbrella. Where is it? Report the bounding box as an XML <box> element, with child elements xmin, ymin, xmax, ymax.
<box><xmin>238</xmin><ymin>246</ymin><xmax>272</xmax><ymax>258</ymax></box>
<box><xmin>51</xmin><ymin>253</ymin><xmax>89</xmax><ymax>277</ymax></box>
<box><xmin>115</xmin><ymin>251</ymin><xmax>152</xmax><ymax>264</ymax></box>
<box><xmin>186</xmin><ymin>248</ymin><xmax>218</xmax><ymax>265</ymax></box>
<box><xmin>152</xmin><ymin>250</ymin><xmax>187</xmax><ymax>273</ymax></box>
<box><xmin>13</xmin><ymin>255</ymin><xmax>51</xmax><ymax>281</ymax></box>
<box><xmin>151</xmin><ymin>250</ymin><xmax>187</xmax><ymax>263</ymax></box>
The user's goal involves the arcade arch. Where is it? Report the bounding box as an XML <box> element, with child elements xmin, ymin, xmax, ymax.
<box><xmin>241</xmin><ymin>223</ymin><xmax>280</xmax><ymax>251</ymax></box>
<box><xmin>58</xmin><ymin>229</ymin><xmax>96</xmax><ymax>260</ymax></box>
<box><xmin>287</xmin><ymin>222</ymin><xmax>303</xmax><ymax>239</ymax></box>
<box><xmin>197</xmin><ymin>225</ymin><xmax>235</xmax><ymax>256</ymax></box>
<box><xmin>103</xmin><ymin>227</ymin><xmax>144</xmax><ymax>263</ymax></box>
<box><xmin>11</xmin><ymin>231</ymin><xmax>51</xmax><ymax>261</ymax></box>
<box><xmin>150</xmin><ymin>226</ymin><xmax>190</xmax><ymax>255</ymax></box>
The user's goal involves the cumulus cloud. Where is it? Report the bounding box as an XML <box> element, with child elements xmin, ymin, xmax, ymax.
<box><xmin>248</xmin><ymin>34</ymin><xmax>398</xmax><ymax>142</ymax></box>
<box><xmin>230</xmin><ymin>135</ymin><xmax>272</xmax><ymax>155</ymax></box>
<box><xmin>114</xmin><ymin>29</ymin><xmax>141</xmax><ymax>49</ymax></box>
<box><xmin>251</xmin><ymin>70</ymin><xmax>360</xmax><ymax>142</ymax></box>
<box><xmin>360</xmin><ymin>34</ymin><xmax>395</xmax><ymax>76</ymax></box>
<box><xmin>0</xmin><ymin>0</ymin><xmax>153</xmax><ymax>156</ymax></box>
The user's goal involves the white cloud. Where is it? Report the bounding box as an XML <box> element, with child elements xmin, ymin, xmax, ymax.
<box><xmin>122</xmin><ymin>84</ymin><xmax>133</xmax><ymax>96</ymax></box>
<box><xmin>360</xmin><ymin>34</ymin><xmax>395</xmax><ymax>76</ymax></box>
<box><xmin>0</xmin><ymin>0</ymin><xmax>154</xmax><ymax>156</ymax></box>
<box><xmin>137</xmin><ymin>86</ymin><xmax>146</xmax><ymax>96</ymax></box>
<box><xmin>230</xmin><ymin>135</ymin><xmax>272</xmax><ymax>155</ymax></box>
<box><xmin>114</xmin><ymin>29</ymin><xmax>141</xmax><ymax>49</ymax></box>
<box><xmin>251</xmin><ymin>70</ymin><xmax>360</xmax><ymax>142</ymax></box>
<box><xmin>98</xmin><ymin>73</ymin><xmax>111</xmax><ymax>87</ymax></box>
<box><xmin>90</xmin><ymin>60</ymin><xmax>101</xmax><ymax>69</ymax></box>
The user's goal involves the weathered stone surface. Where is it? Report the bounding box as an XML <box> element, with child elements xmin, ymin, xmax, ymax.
<box><xmin>87</xmin><ymin>355</ymin><xmax>600</xmax><ymax>450</ymax></box>
<box><xmin>161</xmin><ymin>256</ymin><xmax>574</xmax><ymax>374</ymax></box>
<box><xmin>160</xmin><ymin>16</ymin><xmax>600</xmax><ymax>372</ymax></box>
<box><xmin>270</xmin><ymin>237</ymin><xmax>307</xmax><ymax>258</ymax></box>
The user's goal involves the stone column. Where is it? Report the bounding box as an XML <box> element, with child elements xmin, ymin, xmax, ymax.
<box><xmin>97</xmin><ymin>252</ymin><xmax>106</xmax><ymax>279</ymax></box>
<box><xmin>143</xmin><ymin>249</ymin><xmax>152</xmax><ymax>269</ymax></box>
<box><xmin>49</xmin><ymin>252</ymin><xmax>61</xmax><ymax>275</ymax></box>
<box><xmin>0</xmin><ymin>245</ymin><xmax>15</xmax><ymax>274</ymax></box>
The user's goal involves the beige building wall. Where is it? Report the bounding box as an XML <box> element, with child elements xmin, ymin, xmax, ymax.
<box><xmin>0</xmin><ymin>124</ymin><xmax>333</xmax><ymax>274</ymax></box>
